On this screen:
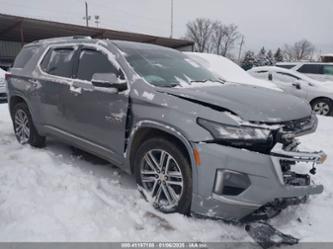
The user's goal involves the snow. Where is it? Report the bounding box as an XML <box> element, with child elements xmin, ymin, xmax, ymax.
<box><xmin>185</xmin><ymin>52</ymin><xmax>282</xmax><ymax>91</ymax></box>
<box><xmin>142</xmin><ymin>91</ymin><xmax>155</xmax><ymax>101</ymax></box>
<box><xmin>0</xmin><ymin>102</ymin><xmax>332</xmax><ymax>242</ymax></box>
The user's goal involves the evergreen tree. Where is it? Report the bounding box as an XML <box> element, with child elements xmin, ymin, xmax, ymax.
<box><xmin>256</xmin><ymin>47</ymin><xmax>268</xmax><ymax>66</ymax></box>
<box><xmin>274</xmin><ymin>48</ymin><xmax>284</xmax><ymax>62</ymax></box>
<box><xmin>266</xmin><ymin>50</ymin><xmax>275</xmax><ymax>65</ymax></box>
<box><xmin>241</xmin><ymin>50</ymin><xmax>256</xmax><ymax>70</ymax></box>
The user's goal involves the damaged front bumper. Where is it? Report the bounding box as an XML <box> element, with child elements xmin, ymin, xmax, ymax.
<box><xmin>191</xmin><ymin>141</ymin><xmax>326</xmax><ymax>221</ymax></box>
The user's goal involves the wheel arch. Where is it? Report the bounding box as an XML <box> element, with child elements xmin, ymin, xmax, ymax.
<box><xmin>9</xmin><ymin>95</ymin><xmax>29</xmax><ymax>118</ymax></box>
<box><xmin>127</xmin><ymin>121</ymin><xmax>196</xmax><ymax>176</ymax></box>
<box><xmin>310</xmin><ymin>96</ymin><xmax>333</xmax><ymax>106</ymax></box>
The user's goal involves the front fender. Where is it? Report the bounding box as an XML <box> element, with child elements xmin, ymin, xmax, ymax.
<box><xmin>125</xmin><ymin>120</ymin><xmax>199</xmax><ymax>194</ymax></box>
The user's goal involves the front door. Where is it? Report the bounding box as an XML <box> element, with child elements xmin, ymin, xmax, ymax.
<box><xmin>64</xmin><ymin>45</ymin><xmax>129</xmax><ymax>165</ymax></box>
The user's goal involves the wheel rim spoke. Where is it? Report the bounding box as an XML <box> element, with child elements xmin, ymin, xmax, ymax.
<box><xmin>153</xmin><ymin>184</ymin><xmax>163</xmax><ymax>203</ymax></box>
<box><xmin>166</xmin><ymin>180</ymin><xmax>183</xmax><ymax>187</ymax></box>
<box><xmin>161</xmin><ymin>183</ymin><xmax>174</xmax><ymax>205</ymax></box>
<box><xmin>166</xmin><ymin>183</ymin><xmax>179</xmax><ymax>202</ymax></box>
<box><xmin>144</xmin><ymin>153</ymin><xmax>160</xmax><ymax>172</ymax></box>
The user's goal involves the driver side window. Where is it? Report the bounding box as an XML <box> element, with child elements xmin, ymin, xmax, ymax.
<box><xmin>76</xmin><ymin>48</ymin><xmax>121</xmax><ymax>81</ymax></box>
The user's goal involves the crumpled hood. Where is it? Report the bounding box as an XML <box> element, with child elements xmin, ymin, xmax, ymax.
<box><xmin>159</xmin><ymin>83</ymin><xmax>312</xmax><ymax>123</ymax></box>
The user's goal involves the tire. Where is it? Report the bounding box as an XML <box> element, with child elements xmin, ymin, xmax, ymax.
<box><xmin>12</xmin><ymin>102</ymin><xmax>46</xmax><ymax>148</ymax></box>
<box><xmin>134</xmin><ymin>137</ymin><xmax>192</xmax><ymax>215</ymax></box>
<box><xmin>311</xmin><ymin>98</ymin><xmax>333</xmax><ymax>116</ymax></box>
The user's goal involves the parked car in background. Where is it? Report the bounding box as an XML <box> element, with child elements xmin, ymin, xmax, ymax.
<box><xmin>6</xmin><ymin>37</ymin><xmax>326</xmax><ymax>222</ymax></box>
<box><xmin>0</xmin><ymin>67</ymin><xmax>7</xmax><ymax>101</ymax></box>
<box><xmin>276</xmin><ymin>62</ymin><xmax>333</xmax><ymax>82</ymax></box>
<box><xmin>186</xmin><ymin>52</ymin><xmax>281</xmax><ymax>91</ymax></box>
<box><xmin>249</xmin><ymin>66</ymin><xmax>333</xmax><ymax>116</ymax></box>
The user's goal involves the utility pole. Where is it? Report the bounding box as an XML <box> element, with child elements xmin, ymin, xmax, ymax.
<box><xmin>238</xmin><ymin>35</ymin><xmax>245</xmax><ymax>63</ymax></box>
<box><xmin>83</xmin><ymin>1</ymin><xmax>91</xmax><ymax>27</ymax></box>
<box><xmin>170</xmin><ymin>0</ymin><xmax>174</xmax><ymax>38</ymax></box>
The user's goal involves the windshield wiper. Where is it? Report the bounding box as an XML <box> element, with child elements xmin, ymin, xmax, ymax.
<box><xmin>157</xmin><ymin>82</ymin><xmax>180</xmax><ymax>88</ymax></box>
<box><xmin>190</xmin><ymin>79</ymin><xmax>225</xmax><ymax>84</ymax></box>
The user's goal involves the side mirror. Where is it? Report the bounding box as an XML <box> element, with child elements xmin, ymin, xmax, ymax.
<box><xmin>292</xmin><ymin>82</ymin><xmax>301</xmax><ymax>90</ymax></box>
<box><xmin>91</xmin><ymin>73</ymin><xmax>127</xmax><ymax>92</ymax></box>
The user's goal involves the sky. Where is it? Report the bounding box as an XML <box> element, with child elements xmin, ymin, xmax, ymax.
<box><xmin>0</xmin><ymin>0</ymin><xmax>332</xmax><ymax>54</ymax></box>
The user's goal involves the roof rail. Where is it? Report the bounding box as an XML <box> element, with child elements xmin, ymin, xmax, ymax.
<box><xmin>32</xmin><ymin>36</ymin><xmax>92</xmax><ymax>44</ymax></box>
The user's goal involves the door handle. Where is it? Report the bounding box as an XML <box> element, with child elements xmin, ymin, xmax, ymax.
<box><xmin>69</xmin><ymin>84</ymin><xmax>82</xmax><ymax>95</ymax></box>
<box><xmin>28</xmin><ymin>79</ymin><xmax>39</xmax><ymax>88</ymax></box>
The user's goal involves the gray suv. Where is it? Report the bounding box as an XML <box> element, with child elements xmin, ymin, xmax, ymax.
<box><xmin>6</xmin><ymin>36</ymin><xmax>327</xmax><ymax>221</ymax></box>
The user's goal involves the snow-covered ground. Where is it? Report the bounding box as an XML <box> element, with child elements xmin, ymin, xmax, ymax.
<box><xmin>0</xmin><ymin>102</ymin><xmax>332</xmax><ymax>242</ymax></box>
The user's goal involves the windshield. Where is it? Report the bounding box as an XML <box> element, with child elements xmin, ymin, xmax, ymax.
<box><xmin>114</xmin><ymin>41</ymin><xmax>221</xmax><ymax>87</ymax></box>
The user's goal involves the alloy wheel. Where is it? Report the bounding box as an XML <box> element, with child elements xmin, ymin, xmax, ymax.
<box><xmin>313</xmin><ymin>102</ymin><xmax>330</xmax><ymax>116</ymax></box>
<box><xmin>140</xmin><ymin>149</ymin><xmax>184</xmax><ymax>211</ymax></box>
<box><xmin>14</xmin><ymin>109</ymin><xmax>30</xmax><ymax>144</ymax></box>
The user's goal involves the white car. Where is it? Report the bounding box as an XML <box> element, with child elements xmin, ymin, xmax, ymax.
<box><xmin>249</xmin><ymin>66</ymin><xmax>333</xmax><ymax>116</ymax></box>
<box><xmin>185</xmin><ymin>52</ymin><xmax>281</xmax><ymax>91</ymax></box>
<box><xmin>0</xmin><ymin>68</ymin><xmax>7</xmax><ymax>101</ymax></box>
<box><xmin>276</xmin><ymin>62</ymin><xmax>333</xmax><ymax>82</ymax></box>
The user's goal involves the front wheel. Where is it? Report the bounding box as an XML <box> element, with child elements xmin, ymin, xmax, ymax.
<box><xmin>13</xmin><ymin>102</ymin><xmax>46</xmax><ymax>147</ymax></box>
<box><xmin>134</xmin><ymin>138</ymin><xmax>192</xmax><ymax>214</ymax></box>
<box><xmin>311</xmin><ymin>98</ymin><xmax>333</xmax><ymax>116</ymax></box>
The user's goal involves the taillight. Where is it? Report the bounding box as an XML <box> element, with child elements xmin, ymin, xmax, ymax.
<box><xmin>5</xmin><ymin>73</ymin><xmax>12</xmax><ymax>81</ymax></box>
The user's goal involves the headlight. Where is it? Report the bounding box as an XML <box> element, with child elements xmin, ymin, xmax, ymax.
<box><xmin>197</xmin><ymin>118</ymin><xmax>272</xmax><ymax>143</ymax></box>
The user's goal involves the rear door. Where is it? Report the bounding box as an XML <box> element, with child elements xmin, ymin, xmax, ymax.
<box><xmin>38</xmin><ymin>46</ymin><xmax>77</xmax><ymax>131</ymax></box>
<box><xmin>64</xmin><ymin>45</ymin><xmax>129</xmax><ymax>165</ymax></box>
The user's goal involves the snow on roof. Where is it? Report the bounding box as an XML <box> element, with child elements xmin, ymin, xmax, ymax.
<box><xmin>321</xmin><ymin>54</ymin><xmax>333</xmax><ymax>57</ymax></box>
<box><xmin>185</xmin><ymin>52</ymin><xmax>281</xmax><ymax>91</ymax></box>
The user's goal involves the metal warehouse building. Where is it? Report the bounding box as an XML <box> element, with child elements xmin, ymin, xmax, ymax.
<box><xmin>0</xmin><ymin>13</ymin><xmax>194</xmax><ymax>70</ymax></box>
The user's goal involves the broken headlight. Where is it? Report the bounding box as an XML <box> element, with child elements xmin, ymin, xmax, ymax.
<box><xmin>198</xmin><ymin>118</ymin><xmax>274</xmax><ymax>152</ymax></box>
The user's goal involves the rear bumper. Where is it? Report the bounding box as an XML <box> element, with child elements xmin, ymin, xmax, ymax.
<box><xmin>191</xmin><ymin>142</ymin><xmax>325</xmax><ymax>221</ymax></box>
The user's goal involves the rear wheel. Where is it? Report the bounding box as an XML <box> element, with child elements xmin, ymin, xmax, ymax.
<box><xmin>134</xmin><ymin>138</ymin><xmax>192</xmax><ymax>214</ymax></box>
<box><xmin>311</xmin><ymin>98</ymin><xmax>333</xmax><ymax>116</ymax></box>
<box><xmin>13</xmin><ymin>102</ymin><xmax>46</xmax><ymax>147</ymax></box>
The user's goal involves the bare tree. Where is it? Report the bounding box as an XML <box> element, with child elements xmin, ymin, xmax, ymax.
<box><xmin>185</xmin><ymin>18</ymin><xmax>214</xmax><ymax>52</ymax></box>
<box><xmin>220</xmin><ymin>24</ymin><xmax>240</xmax><ymax>57</ymax></box>
<box><xmin>210</xmin><ymin>23</ymin><xmax>241</xmax><ymax>57</ymax></box>
<box><xmin>284</xmin><ymin>39</ymin><xmax>315</xmax><ymax>61</ymax></box>
<box><xmin>211</xmin><ymin>21</ymin><xmax>227</xmax><ymax>55</ymax></box>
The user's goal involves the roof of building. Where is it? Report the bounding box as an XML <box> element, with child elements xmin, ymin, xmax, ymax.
<box><xmin>0</xmin><ymin>13</ymin><xmax>194</xmax><ymax>49</ymax></box>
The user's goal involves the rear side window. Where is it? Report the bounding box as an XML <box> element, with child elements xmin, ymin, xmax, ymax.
<box><xmin>77</xmin><ymin>49</ymin><xmax>119</xmax><ymax>81</ymax></box>
<box><xmin>298</xmin><ymin>64</ymin><xmax>323</xmax><ymax>74</ymax></box>
<box><xmin>13</xmin><ymin>46</ymin><xmax>38</xmax><ymax>68</ymax></box>
<box><xmin>40</xmin><ymin>47</ymin><xmax>75</xmax><ymax>78</ymax></box>
<box><xmin>323</xmin><ymin>65</ymin><xmax>333</xmax><ymax>75</ymax></box>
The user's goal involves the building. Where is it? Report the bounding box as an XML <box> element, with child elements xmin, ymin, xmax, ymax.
<box><xmin>0</xmin><ymin>13</ymin><xmax>194</xmax><ymax>70</ymax></box>
<box><xmin>321</xmin><ymin>54</ymin><xmax>333</xmax><ymax>63</ymax></box>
